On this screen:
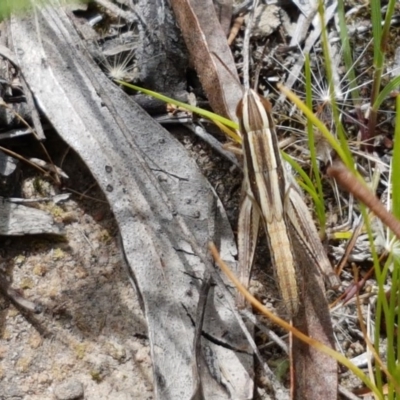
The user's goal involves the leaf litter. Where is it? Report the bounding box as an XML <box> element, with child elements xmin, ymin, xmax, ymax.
<box><xmin>1</xmin><ymin>0</ymin><xmax>400</xmax><ymax>399</ymax></box>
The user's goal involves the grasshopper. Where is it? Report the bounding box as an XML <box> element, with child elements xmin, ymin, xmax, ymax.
<box><xmin>236</xmin><ymin>88</ymin><xmax>339</xmax><ymax>316</ymax></box>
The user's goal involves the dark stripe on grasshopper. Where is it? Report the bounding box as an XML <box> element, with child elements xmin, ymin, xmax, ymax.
<box><xmin>237</xmin><ymin>89</ymin><xmax>299</xmax><ymax>316</ymax></box>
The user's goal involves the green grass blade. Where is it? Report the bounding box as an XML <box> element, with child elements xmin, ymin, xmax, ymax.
<box><xmin>318</xmin><ymin>0</ymin><xmax>353</xmax><ymax>168</ymax></box>
<box><xmin>281</xmin><ymin>152</ymin><xmax>324</xmax><ymax>211</ymax></box>
<box><xmin>380</xmin><ymin>0</ymin><xmax>397</xmax><ymax>47</ymax></box>
<box><xmin>369</xmin><ymin>0</ymin><xmax>390</xmax><ymax>112</ymax></box>
<box><xmin>115</xmin><ymin>80</ymin><xmax>240</xmax><ymax>133</ymax></box>
<box><xmin>0</xmin><ymin>0</ymin><xmax>87</xmax><ymax>21</ymax></box>
<box><xmin>304</xmin><ymin>54</ymin><xmax>326</xmax><ymax>230</ymax></box>
<box><xmin>362</xmin><ymin>207</ymin><xmax>386</xmax><ymax>395</ymax></box>
<box><xmin>387</xmin><ymin>254</ymin><xmax>399</xmax><ymax>400</ymax></box>
<box><xmin>392</xmin><ymin>95</ymin><xmax>400</xmax><ymax>398</ymax></box>
<box><xmin>392</xmin><ymin>95</ymin><xmax>400</xmax><ymax>218</ymax></box>
<box><xmin>214</xmin><ymin>241</ymin><xmax>385</xmax><ymax>400</ymax></box>
<box><xmin>372</xmin><ymin>75</ymin><xmax>400</xmax><ymax>111</ymax></box>
<box><xmin>369</xmin><ymin>2</ymin><xmax>398</xmax><ymax>395</ymax></box>
<box><xmin>337</xmin><ymin>0</ymin><xmax>360</xmax><ymax>107</ymax></box>
<box><xmin>371</xmin><ymin>0</ymin><xmax>383</xmax><ymax>66</ymax></box>
<box><xmin>278</xmin><ymin>83</ymin><xmax>353</xmax><ymax>169</ymax></box>
<box><xmin>0</xmin><ymin>0</ymin><xmax>45</xmax><ymax>19</ymax></box>
<box><xmin>369</xmin><ymin>0</ymin><xmax>397</xmax><ymax>113</ymax></box>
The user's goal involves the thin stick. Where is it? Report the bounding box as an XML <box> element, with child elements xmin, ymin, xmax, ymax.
<box><xmin>242</xmin><ymin>0</ymin><xmax>258</xmax><ymax>89</ymax></box>
<box><xmin>190</xmin><ymin>272</ymin><xmax>211</xmax><ymax>400</ymax></box>
<box><xmin>209</xmin><ymin>242</ymin><xmax>383</xmax><ymax>400</ymax></box>
<box><xmin>0</xmin><ymin>278</ymin><xmax>42</xmax><ymax>314</ymax></box>
<box><xmin>228</xmin><ymin>14</ymin><xmax>245</xmax><ymax>46</ymax></box>
<box><xmin>327</xmin><ymin>161</ymin><xmax>400</xmax><ymax>241</ymax></box>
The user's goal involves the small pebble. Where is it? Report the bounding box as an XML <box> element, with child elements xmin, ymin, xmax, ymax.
<box><xmin>54</xmin><ymin>378</ymin><xmax>84</xmax><ymax>400</ymax></box>
<box><xmin>135</xmin><ymin>347</ymin><xmax>150</xmax><ymax>364</ymax></box>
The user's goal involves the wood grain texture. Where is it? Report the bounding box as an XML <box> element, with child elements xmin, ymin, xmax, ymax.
<box><xmin>0</xmin><ymin>198</ymin><xmax>64</xmax><ymax>236</ymax></box>
<box><xmin>10</xmin><ymin>4</ymin><xmax>253</xmax><ymax>398</ymax></box>
<box><xmin>170</xmin><ymin>0</ymin><xmax>242</xmax><ymax>123</ymax></box>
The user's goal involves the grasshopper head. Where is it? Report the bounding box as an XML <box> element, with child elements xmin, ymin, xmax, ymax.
<box><xmin>236</xmin><ymin>89</ymin><xmax>274</xmax><ymax>134</ymax></box>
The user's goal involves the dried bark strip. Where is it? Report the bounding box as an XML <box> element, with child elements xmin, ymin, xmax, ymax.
<box><xmin>170</xmin><ymin>0</ymin><xmax>242</xmax><ymax>123</ymax></box>
<box><xmin>0</xmin><ymin>198</ymin><xmax>64</xmax><ymax>236</ymax></box>
<box><xmin>328</xmin><ymin>161</ymin><xmax>400</xmax><ymax>240</ymax></box>
<box><xmin>10</xmin><ymin>3</ymin><xmax>252</xmax><ymax>399</ymax></box>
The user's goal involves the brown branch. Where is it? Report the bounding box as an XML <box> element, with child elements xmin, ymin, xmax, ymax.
<box><xmin>327</xmin><ymin>161</ymin><xmax>400</xmax><ymax>241</ymax></box>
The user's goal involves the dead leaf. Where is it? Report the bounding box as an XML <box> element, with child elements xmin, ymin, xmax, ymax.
<box><xmin>170</xmin><ymin>0</ymin><xmax>242</xmax><ymax>123</ymax></box>
<box><xmin>291</xmin><ymin>229</ymin><xmax>338</xmax><ymax>400</ymax></box>
<box><xmin>9</xmin><ymin>5</ymin><xmax>253</xmax><ymax>399</ymax></box>
<box><xmin>0</xmin><ymin>198</ymin><xmax>64</xmax><ymax>236</ymax></box>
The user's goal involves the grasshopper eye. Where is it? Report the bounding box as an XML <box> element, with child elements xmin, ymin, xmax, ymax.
<box><xmin>236</xmin><ymin>98</ymin><xmax>244</xmax><ymax>121</ymax></box>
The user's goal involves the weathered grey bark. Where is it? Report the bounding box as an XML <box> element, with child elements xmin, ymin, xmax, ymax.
<box><xmin>9</xmin><ymin>3</ymin><xmax>253</xmax><ymax>399</ymax></box>
<box><xmin>0</xmin><ymin>197</ymin><xmax>64</xmax><ymax>236</ymax></box>
<box><xmin>135</xmin><ymin>0</ymin><xmax>188</xmax><ymax>93</ymax></box>
<box><xmin>0</xmin><ymin>151</ymin><xmax>19</xmax><ymax>197</ymax></box>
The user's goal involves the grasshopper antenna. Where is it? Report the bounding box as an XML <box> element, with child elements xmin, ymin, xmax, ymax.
<box><xmin>253</xmin><ymin>39</ymin><xmax>270</xmax><ymax>91</ymax></box>
<box><xmin>242</xmin><ymin>0</ymin><xmax>259</xmax><ymax>90</ymax></box>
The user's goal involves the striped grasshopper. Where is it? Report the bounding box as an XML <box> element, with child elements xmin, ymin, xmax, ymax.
<box><xmin>236</xmin><ymin>88</ymin><xmax>339</xmax><ymax>316</ymax></box>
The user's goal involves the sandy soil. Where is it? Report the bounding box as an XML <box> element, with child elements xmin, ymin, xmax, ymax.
<box><xmin>0</xmin><ymin>141</ymin><xmax>153</xmax><ymax>400</ymax></box>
